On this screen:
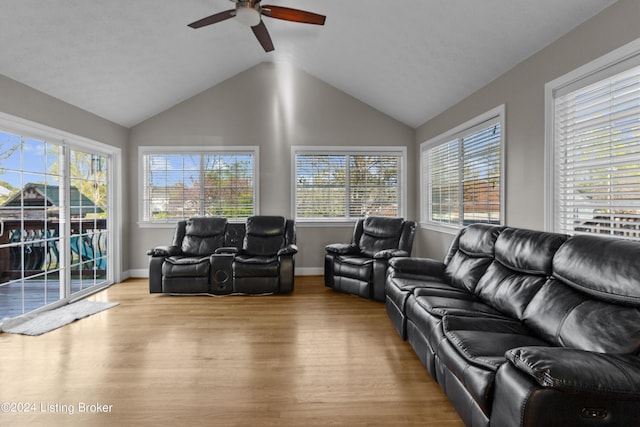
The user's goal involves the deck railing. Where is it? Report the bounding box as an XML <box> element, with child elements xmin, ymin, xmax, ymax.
<box><xmin>0</xmin><ymin>218</ymin><xmax>107</xmax><ymax>283</ymax></box>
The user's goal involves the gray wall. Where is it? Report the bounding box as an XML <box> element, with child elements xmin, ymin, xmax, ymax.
<box><xmin>2</xmin><ymin>0</ymin><xmax>638</xmax><ymax>276</ymax></box>
<box><xmin>0</xmin><ymin>74</ymin><xmax>129</xmax><ymax>148</ymax></box>
<box><xmin>414</xmin><ymin>0</ymin><xmax>640</xmax><ymax>260</ymax></box>
<box><xmin>128</xmin><ymin>62</ymin><xmax>415</xmax><ymax>274</ymax></box>
<box><xmin>0</xmin><ymin>73</ymin><xmax>131</xmax><ymax>274</ymax></box>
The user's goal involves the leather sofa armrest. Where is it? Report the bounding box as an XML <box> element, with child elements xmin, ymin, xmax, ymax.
<box><xmin>506</xmin><ymin>346</ymin><xmax>640</xmax><ymax>395</ymax></box>
<box><xmin>326</xmin><ymin>243</ymin><xmax>360</xmax><ymax>255</ymax></box>
<box><xmin>147</xmin><ymin>245</ymin><xmax>181</xmax><ymax>257</ymax></box>
<box><xmin>278</xmin><ymin>244</ymin><xmax>298</xmax><ymax>256</ymax></box>
<box><xmin>388</xmin><ymin>257</ymin><xmax>445</xmax><ymax>278</ymax></box>
<box><xmin>215</xmin><ymin>247</ymin><xmax>239</xmax><ymax>255</ymax></box>
<box><xmin>374</xmin><ymin>249</ymin><xmax>409</xmax><ymax>259</ymax></box>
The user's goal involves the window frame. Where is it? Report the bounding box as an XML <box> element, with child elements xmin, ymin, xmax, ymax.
<box><xmin>291</xmin><ymin>146</ymin><xmax>407</xmax><ymax>226</ymax></box>
<box><xmin>545</xmin><ymin>38</ymin><xmax>640</xmax><ymax>237</ymax></box>
<box><xmin>138</xmin><ymin>145</ymin><xmax>259</xmax><ymax>227</ymax></box>
<box><xmin>419</xmin><ymin>105</ymin><xmax>506</xmax><ymax>234</ymax></box>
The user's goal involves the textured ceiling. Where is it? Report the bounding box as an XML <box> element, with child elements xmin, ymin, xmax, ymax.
<box><xmin>0</xmin><ymin>0</ymin><xmax>618</xmax><ymax>128</ymax></box>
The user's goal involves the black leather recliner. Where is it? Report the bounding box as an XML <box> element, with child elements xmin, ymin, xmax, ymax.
<box><xmin>147</xmin><ymin>217</ymin><xmax>240</xmax><ymax>294</ymax></box>
<box><xmin>230</xmin><ymin>215</ymin><xmax>298</xmax><ymax>294</ymax></box>
<box><xmin>324</xmin><ymin>216</ymin><xmax>416</xmax><ymax>301</ymax></box>
<box><xmin>148</xmin><ymin>215</ymin><xmax>297</xmax><ymax>295</ymax></box>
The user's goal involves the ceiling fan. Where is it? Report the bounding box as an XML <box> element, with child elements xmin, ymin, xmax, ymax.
<box><xmin>188</xmin><ymin>0</ymin><xmax>326</xmax><ymax>52</ymax></box>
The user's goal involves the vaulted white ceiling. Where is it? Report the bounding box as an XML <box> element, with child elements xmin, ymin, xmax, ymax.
<box><xmin>0</xmin><ymin>0</ymin><xmax>618</xmax><ymax>128</ymax></box>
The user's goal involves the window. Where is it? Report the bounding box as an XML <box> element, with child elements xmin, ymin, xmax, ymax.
<box><xmin>421</xmin><ymin>106</ymin><xmax>504</xmax><ymax>230</ymax></box>
<box><xmin>292</xmin><ymin>147</ymin><xmax>406</xmax><ymax>222</ymax></box>
<box><xmin>139</xmin><ymin>147</ymin><xmax>258</xmax><ymax>223</ymax></box>
<box><xmin>547</xmin><ymin>41</ymin><xmax>640</xmax><ymax>239</ymax></box>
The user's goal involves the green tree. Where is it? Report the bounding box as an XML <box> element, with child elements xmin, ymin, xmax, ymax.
<box><xmin>203</xmin><ymin>159</ymin><xmax>254</xmax><ymax>218</ymax></box>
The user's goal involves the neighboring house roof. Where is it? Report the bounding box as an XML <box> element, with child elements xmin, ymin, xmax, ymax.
<box><xmin>0</xmin><ymin>183</ymin><xmax>103</xmax><ymax>216</ymax></box>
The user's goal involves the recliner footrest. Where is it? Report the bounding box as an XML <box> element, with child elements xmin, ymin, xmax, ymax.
<box><xmin>162</xmin><ymin>256</ymin><xmax>210</xmax><ymax>278</ymax></box>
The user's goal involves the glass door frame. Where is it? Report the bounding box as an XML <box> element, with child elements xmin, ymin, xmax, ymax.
<box><xmin>0</xmin><ymin>112</ymin><xmax>122</xmax><ymax>316</ymax></box>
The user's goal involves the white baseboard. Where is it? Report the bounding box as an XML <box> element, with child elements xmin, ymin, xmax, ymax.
<box><xmin>126</xmin><ymin>269</ymin><xmax>148</xmax><ymax>278</ymax></box>
<box><xmin>295</xmin><ymin>267</ymin><xmax>323</xmax><ymax>276</ymax></box>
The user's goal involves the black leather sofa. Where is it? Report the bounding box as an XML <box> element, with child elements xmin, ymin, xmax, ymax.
<box><xmin>385</xmin><ymin>224</ymin><xmax>640</xmax><ymax>427</ymax></box>
<box><xmin>324</xmin><ymin>216</ymin><xmax>416</xmax><ymax>302</ymax></box>
<box><xmin>148</xmin><ymin>216</ymin><xmax>297</xmax><ymax>295</ymax></box>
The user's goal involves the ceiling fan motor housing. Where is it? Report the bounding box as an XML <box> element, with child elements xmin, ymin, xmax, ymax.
<box><xmin>235</xmin><ymin>1</ymin><xmax>262</xmax><ymax>26</ymax></box>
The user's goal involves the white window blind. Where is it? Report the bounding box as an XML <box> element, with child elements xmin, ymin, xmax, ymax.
<box><xmin>553</xmin><ymin>63</ymin><xmax>640</xmax><ymax>239</ymax></box>
<box><xmin>141</xmin><ymin>149</ymin><xmax>256</xmax><ymax>223</ymax></box>
<box><xmin>428</xmin><ymin>140</ymin><xmax>460</xmax><ymax>225</ymax></box>
<box><xmin>294</xmin><ymin>149</ymin><xmax>403</xmax><ymax>221</ymax></box>
<box><xmin>423</xmin><ymin>114</ymin><xmax>502</xmax><ymax>228</ymax></box>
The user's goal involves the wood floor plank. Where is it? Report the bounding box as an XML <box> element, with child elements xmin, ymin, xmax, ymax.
<box><xmin>0</xmin><ymin>276</ymin><xmax>464</xmax><ymax>426</ymax></box>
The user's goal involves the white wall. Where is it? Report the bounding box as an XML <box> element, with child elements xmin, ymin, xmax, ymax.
<box><xmin>128</xmin><ymin>62</ymin><xmax>415</xmax><ymax>274</ymax></box>
<box><xmin>414</xmin><ymin>0</ymin><xmax>640</xmax><ymax>260</ymax></box>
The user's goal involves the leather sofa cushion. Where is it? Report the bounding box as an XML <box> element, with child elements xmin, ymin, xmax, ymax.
<box><xmin>443</xmin><ymin>224</ymin><xmax>503</xmax><ymax>293</ymax></box>
<box><xmin>412</xmin><ymin>283</ymin><xmax>480</xmax><ymax>300</ymax></box>
<box><xmin>162</xmin><ymin>256</ymin><xmax>210</xmax><ymax>277</ymax></box>
<box><xmin>444</xmin><ymin>253</ymin><xmax>494</xmax><ymax>293</ymax></box>
<box><xmin>233</xmin><ymin>254</ymin><xmax>279</xmax><ymax>277</ymax></box>
<box><xmin>524</xmin><ymin>278</ymin><xmax>640</xmax><ymax>354</ymax></box>
<box><xmin>336</xmin><ymin>255</ymin><xmax>373</xmax><ymax>267</ymax></box>
<box><xmin>386</xmin><ymin>278</ymin><xmax>466</xmax><ymax>326</ymax></box>
<box><xmin>473</xmin><ymin>229</ymin><xmax>567</xmax><ymax>320</ymax></box>
<box><xmin>358</xmin><ymin>216</ymin><xmax>404</xmax><ymax>257</ymax></box>
<box><xmin>475</xmin><ymin>262</ymin><xmax>548</xmax><ymax>320</ymax></box>
<box><xmin>494</xmin><ymin>228</ymin><xmax>567</xmax><ymax>275</ymax></box>
<box><xmin>442</xmin><ymin>316</ymin><xmax>549</xmax><ymax>371</ymax></box>
<box><xmin>447</xmin><ymin>224</ymin><xmax>504</xmax><ymax>260</ymax></box>
<box><xmin>439</xmin><ymin>316</ymin><xmax>549</xmax><ymax>414</ymax></box>
<box><xmin>413</xmin><ymin>288</ymin><xmax>507</xmax><ymax>319</ymax></box>
<box><xmin>181</xmin><ymin>217</ymin><xmax>227</xmax><ymax>256</ymax></box>
<box><xmin>387</xmin><ymin>277</ymin><xmax>450</xmax><ymax>295</ymax></box>
<box><xmin>243</xmin><ymin>216</ymin><xmax>286</xmax><ymax>256</ymax></box>
<box><xmin>334</xmin><ymin>256</ymin><xmax>373</xmax><ymax>281</ymax></box>
<box><xmin>553</xmin><ymin>234</ymin><xmax>640</xmax><ymax>306</ymax></box>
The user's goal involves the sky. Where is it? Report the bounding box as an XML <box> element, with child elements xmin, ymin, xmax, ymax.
<box><xmin>0</xmin><ymin>131</ymin><xmax>106</xmax><ymax>194</ymax></box>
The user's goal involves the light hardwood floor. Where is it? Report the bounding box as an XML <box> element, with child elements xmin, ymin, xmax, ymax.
<box><xmin>0</xmin><ymin>276</ymin><xmax>464</xmax><ymax>427</ymax></box>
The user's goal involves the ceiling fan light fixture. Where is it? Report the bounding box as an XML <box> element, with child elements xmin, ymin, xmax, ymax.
<box><xmin>235</xmin><ymin>6</ymin><xmax>261</xmax><ymax>27</ymax></box>
<box><xmin>188</xmin><ymin>2</ymin><xmax>325</xmax><ymax>52</ymax></box>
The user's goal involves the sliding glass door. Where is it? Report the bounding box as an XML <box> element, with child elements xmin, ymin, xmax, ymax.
<box><xmin>69</xmin><ymin>149</ymin><xmax>109</xmax><ymax>296</ymax></box>
<box><xmin>0</xmin><ymin>128</ymin><xmax>113</xmax><ymax>319</ymax></box>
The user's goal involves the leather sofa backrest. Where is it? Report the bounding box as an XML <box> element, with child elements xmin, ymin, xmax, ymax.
<box><xmin>553</xmin><ymin>235</ymin><xmax>640</xmax><ymax>305</ymax></box>
<box><xmin>357</xmin><ymin>216</ymin><xmax>405</xmax><ymax>257</ymax></box>
<box><xmin>444</xmin><ymin>224</ymin><xmax>504</xmax><ymax>292</ymax></box>
<box><xmin>243</xmin><ymin>215</ymin><xmax>287</xmax><ymax>256</ymax></box>
<box><xmin>523</xmin><ymin>234</ymin><xmax>640</xmax><ymax>354</ymax></box>
<box><xmin>475</xmin><ymin>228</ymin><xmax>568</xmax><ymax>319</ymax></box>
<box><xmin>180</xmin><ymin>217</ymin><xmax>227</xmax><ymax>256</ymax></box>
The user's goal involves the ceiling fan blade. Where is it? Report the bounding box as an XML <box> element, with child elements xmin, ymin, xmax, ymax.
<box><xmin>261</xmin><ymin>6</ymin><xmax>326</xmax><ymax>25</ymax></box>
<box><xmin>251</xmin><ymin>20</ymin><xmax>274</xmax><ymax>52</ymax></box>
<box><xmin>188</xmin><ymin>10</ymin><xmax>235</xmax><ymax>28</ymax></box>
